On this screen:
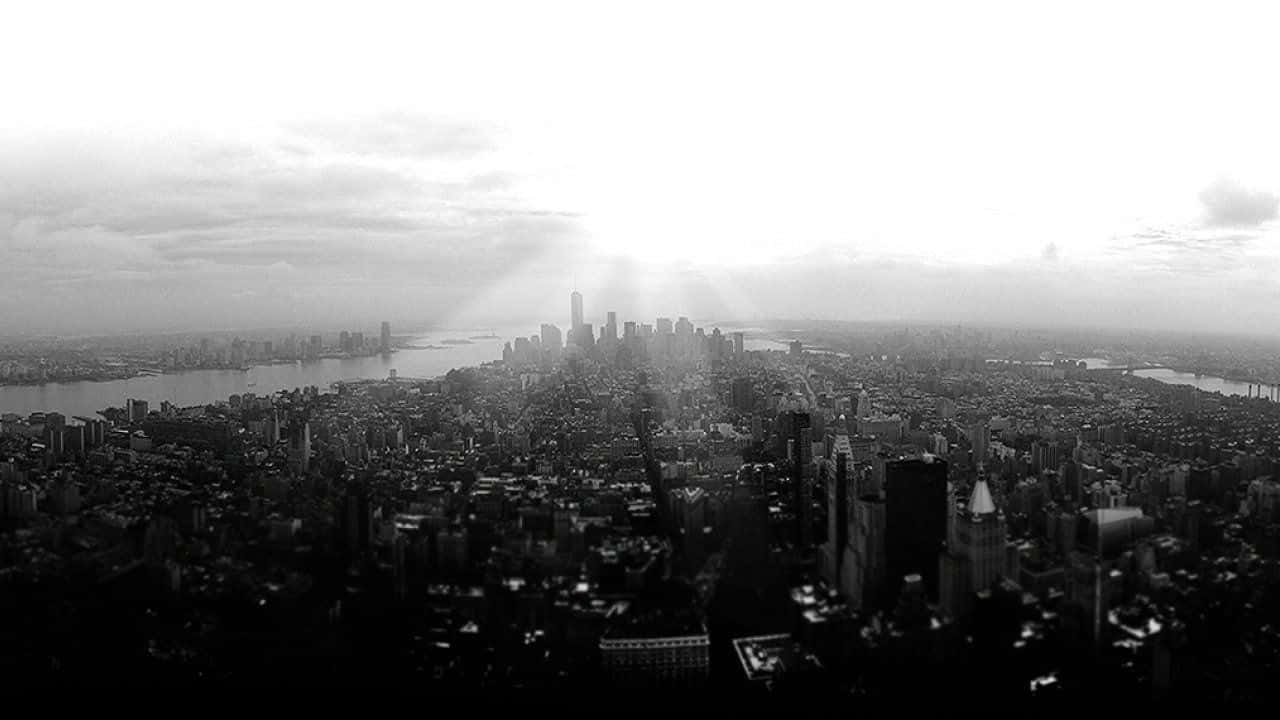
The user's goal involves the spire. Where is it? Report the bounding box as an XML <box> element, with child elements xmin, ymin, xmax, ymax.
<box><xmin>968</xmin><ymin>477</ymin><xmax>996</xmax><ymax>516</ymax></box>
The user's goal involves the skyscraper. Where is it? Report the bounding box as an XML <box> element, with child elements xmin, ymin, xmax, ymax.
<box><xmin>939</xmin><ymin>475</ymin><xmax>1010</xmax><ymax>618</ymax></box>
<box><xmin>969</xmin><ymin>420</ymin><xmax>989</xmax><ymax>466</ymax></box>
<box><xmin>540</xmin><ymin>323</ymin><xmax>562</xmax><ymax>359</ymax></box>
<box><xmin>857</xmin><ymin>389</ymin><xmax>872</xmax><ymax>419</ymax></box>
<box><xmin>606</xmin><ymin>311</ymin><xmax>618</xmax><ymax>343</ymax></box>
<box><xmin>825</xmin><ymin>429</ymin><xmax>852</xmax><ymax>589</ymax></box>
<box><xmin>380</xmin><ymin>321</ymin><xmax>391</xmax><ymax>353</ymax></box>
<box><xmin>733</xmin><ymin>331</ymin><xmax>745</xmax><ymax>356</ymax></box>
<box><xmin>289</xmin><ymin>421</ymin><xmax>311</xmax><ymax>473</ymax></box>
<box><xmin>571</xmin><ymin>291</ymin><xmax>584</xmax><ymax>334</ymax></box>
<box><xmin>885</xmin><ymin>456</ymin><xmax>948</xmax><ymax>602</ymax></box>
<box><xmin>786</xmin><ymin>411</ymin><xmax>813</xmax><ymax>547</ymax></box>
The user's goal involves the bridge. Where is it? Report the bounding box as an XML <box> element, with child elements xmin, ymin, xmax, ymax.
<box><xmin>1085</xmin><ymin>363</ymin><xmax>1172</xmax><ymax>375</ymax></box>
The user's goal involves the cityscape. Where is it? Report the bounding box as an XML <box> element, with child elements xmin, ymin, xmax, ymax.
<box><xmin>1</xmin><ymin>290</ymin><xmax>1279</xmax><ymax>703</ymax></box>
<box><xmin>7</xmin><ymin>0</ymin><xmax>1280</xmax><ymax>705</ymax></box>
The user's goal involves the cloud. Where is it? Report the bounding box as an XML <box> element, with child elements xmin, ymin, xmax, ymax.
<box><xmin>289</xmin><ymin>111</ymin><xmax>497</xmax><ymax>159</ymax></box>
<box><xmin>1199</xmin><ymin>177</ymin><xmax>1280</xmax><ymax>227</ymax></box>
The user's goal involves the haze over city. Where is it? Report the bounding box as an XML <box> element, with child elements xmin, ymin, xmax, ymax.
<box><xmin>5</xmin><ymin>1</ymin><xmax>1280</xmax><ymax>335</ymax></box>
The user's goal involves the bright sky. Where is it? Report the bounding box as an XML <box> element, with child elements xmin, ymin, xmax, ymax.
<box><xmin>4</xmin><ymin>1</ymin><xmax>1280</xmax><ymax>333</ymax></box>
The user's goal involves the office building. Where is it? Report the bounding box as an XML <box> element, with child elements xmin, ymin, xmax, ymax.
<box><xmin>540</xmin><ymin>323</ymin><xmax>562</xmax><ymax>358</ymax></box>
<box><xmin>289</xmin><ymin>421</ymin><xmax>311</xmax><ymax>473</ymax></box>
<box><xmin>969</xmin><ymin>420</ymin><xmax>989</xmax><ymax>465</ymax></box>
<box><xmin>599</xmin><ymin>622</ymin><xmax>711</xmax><ymax>688</ymax></box>
<box><xmin>940</xmin><ymin>476</ymin><xmax>1011</xmax><ymax>618</ymax></box>
<box><xmin>825</xmin><ymin>429</ymin><xmax>852</xmax><ymax>589</ymax></box>
<box><xmin>571</xmin><ymin>291</ymin><xmax>584</xmax><ymax>333</ymax></box>
<box><xmin>128</xmin><ymin>399</ymin><xmax>149</xmax><ymax>424</ymax></box>
<box><xmin>380</xmin><ymin>321</ymin><xmax>391</xmax><ymax>353</ymax></box>
<box><xmin>340</xmin><ymin>331</ymin><xmax>352</xmax><ymax>353</ymax></box>
<box><xmin>786</xmin><ymin>411</ymin><xmax>813</xmax><ymax>546</ymax></box>
<box><xmin>733</xmin><ymin>331</ymin><xmax>745</xmax><ymax>356</ymax></box>
<box><xmin>885</xmin><ymin>456</ymin><xmax>948</xmax><ymax>602</ymax></box>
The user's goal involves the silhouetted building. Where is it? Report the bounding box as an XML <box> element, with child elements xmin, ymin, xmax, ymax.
<box><xmin>885</xmin><ymin>456</ymin><xmax>948</xmax><ymax>601</ymax></box>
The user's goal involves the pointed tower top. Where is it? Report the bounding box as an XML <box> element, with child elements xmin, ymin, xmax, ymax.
<box><xmin>968</xmin><ymin>478</ymin><xmax>996</xmax><ymax>516</ymax></box>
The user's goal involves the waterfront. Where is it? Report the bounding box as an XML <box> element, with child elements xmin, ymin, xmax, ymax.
<box><xmin>0</xmin><ymin>330</ymin><xmax>511</xmax><ymax>418</ymax></box>
<box><xmin>1078</xmin><ymin>358</ymin><xmax>1271</xmax><ymax>400</ymax></box>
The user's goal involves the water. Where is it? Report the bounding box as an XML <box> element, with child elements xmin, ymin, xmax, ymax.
<box><xmin>1072</xmin><ymin>357</ymin><xmax>1273</xmax><ymax>399</ymax></box>
<box><xmin>1130</xmin><ymin>368</ymin><xmax>1271</xmax><ymax>400</ymax></box>
<box><xmin>0</xmin><ymin>330</ymin><xmax>513</xmax><ymax>418</ymax></box>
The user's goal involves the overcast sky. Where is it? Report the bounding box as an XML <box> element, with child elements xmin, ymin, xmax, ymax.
<box><xmin>4</xmin><ymin>1</ymin><xmax>1280</xmax><ymax>336</ymax></box>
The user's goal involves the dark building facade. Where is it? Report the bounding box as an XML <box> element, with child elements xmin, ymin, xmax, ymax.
<box><xmin>885</xmin><ymin>457</ymin><xmax>948</xmax><ymax>602</ymax></box>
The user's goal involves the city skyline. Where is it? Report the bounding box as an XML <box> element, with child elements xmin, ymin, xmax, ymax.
<box><xmin>4</xmin><ymin>1</ymin><xmax>1280</xmax><ymax>699</ymax></box>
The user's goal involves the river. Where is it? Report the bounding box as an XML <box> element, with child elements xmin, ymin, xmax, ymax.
<box><xmin>0</xmin><ymin>329</ymin><xmax>514</xmax><ymax>418</ymax></box>
<box><xmin>1076</xmin><ymin>358</ymin><xmax>1271</xmax><ymax>400</ymax></box>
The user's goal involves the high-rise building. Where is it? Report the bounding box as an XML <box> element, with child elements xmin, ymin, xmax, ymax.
<box><xmin>656</xmin><ymin>317</ymin><xmax>673</xmax><ymax>336</ymax></box>
<box><xmin>128</xmin><ymin>399</ymin><xmax>149</xmax><ymax>424</ymax></box>
<box><xmin>309</xmin><ymin>334</ymin><xmax>322</xmax><ymax>358</ymax></box>
<box><xmin>786</xmin><ymin>411</ymin><xmax>813</xmax><ymax>547</ymax></box>
<box><xmin>540</xmin><ymin>323</ymin><xmax>562</xmax><ymax>359</ymax></box>
<box><xmin>339</xmin><ymin>331</ymin><xmax>352</xmax><ymax>353</ymax></box>
<box><xmin>342</xmin><ymin>486</ymin><xmax>374</xmax><ymax>555</ymax></box>
<box><xmin>825</xmin><ymin>429</ymin><xmax>852</xmax><ymax>589</ymax></box>
<box><xmin>857</xmin><ymin>389</ymin><xmax>872</xmax><ymax>419</ymax></box>
<box><xmin>289</xmin><ymin>421</ymin><xmax>311</xmax><ymax>473</ymax></box>
<box><xmin>733</xmin><ymin>332</ymin><xmax>745</xmax><ymax>356</ymax></box>
<box><xmin>939</xmin><ymin>476</ymin><xmax>1010</xmax><ymax>618</ymax></box>
<box><xmin>380</xmin><ymin>321</ymin><xmax>391</xmax><ymax>353</ymax></box>
<box><xmin>845</xmin><ymin>481</ymin><xmax>886</xmax><ymax>610</ymax></box>
<box><xmin>571</xmin><ymin>291</ymin><xmax>584</xmax><ymax>334</ymax></box>
<box><xmin>351</xmin><ymin>332</ymin><xmax>364</xmax><ymax>351</ymax></box>
<box><xmin>969</xmin><ymin>420</ymin><xmax>989</xmax><ymax>466</ymax></box>
<box><xmin>731</xmin><ymin>377</ymin><xmax>754</xmax><ymax>412</ymax></box>
<box><xmin>885</xmin><ymin>456</ymin><xmax>948</xmax><ymax>602</ymax></box>
<box><xmin>789</xmin><ymin>340</ymin><xmax>803</xmax><ymax>358</ymax></box>
<box><xmin>606</xmin><ymin>311</ymin><xmax>618</xmax><ymax>343</ymax></box>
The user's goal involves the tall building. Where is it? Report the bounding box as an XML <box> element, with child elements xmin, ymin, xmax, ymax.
<box><xmin>289</xmin><ymin>421</ymin><xmax>311</xmax><ymax>473</ymax></box>
<box><xmin>380</xmin><ymin>321</ymin><xmax>391</xmax><ymax>353</ymax></box>
<box><xmin>571</xmin><ymin>291</ymin><xmax>584</xmax><ymax>334</ymax></box>
<box><xmin>786</xmin><ymin>411</ymin><xmax>813</xmax><ymax>547</ymax></box>
<box><xmin>731</xmin><ymin>377</ymin><xmax>754</xmax><ymax>412</ymax></box>
<box><xmin>857</xmin><ymin>389</ymin><xmax>872</xmax><ymax>419</ymax></box>
<box><xmin>969</xmin><ymin>420</ymin><xmax>989</xmax><ymax>466</ymax></box>
<box><xmin>789</xmin><ymin>340</ymin><xmax>803</xmax><ymax>358</ymax></box>
<box><xmin>885</xmin><ymin>457</ymin><xmax>948</xmax><ymax>602</ymax></box>
<box><xmin>844</xmin><ymin>480</ymin><xmax>886</xmax><ymax>610</ymax></box>
<box><xmin>670</xmin><ymin>486</ymin><xmax>708</xmax><ymax>570</ymax></box>
<box><xmin>825</xmin><ymin>429</ymin><xmax>852</xmax><ymax>589</ymax></box>
<box><xmin>342</xmin><ymin>486</ymin><xmax>374</xmax><ymax>555</ymax></box>
<box><xmin>540</xmin><ymin>323</ymin><xmax>562</xmax><ymax>359</ymax></box>
<box><xmin>339</xmin><ymin>330</ymin><xmax>352</xmax><ymax>353</ymax></box>
<box><xmin>351</xmin><ymin>332</ymin><xmax>364</xmax><ymax>351</ymax></box>
<box><xmin>606</xmin><ymin>311</ymin><xmax>618</xmax><ymax>344</ymax></box>
<box><xmin>309</xmin><ymin>334</ymin><xmax>322</xmax><ymax>358</ymax></box>
<box><xmin>733</xmin><ymin>331</ymin><xmax>745</xmax><ymax>356</ymax></box>
<box><xmin>128</xmin><ymin>399</ymin><xmax>149</xmax><ymax>424</ymax></box>
<box><xmin>939</xmin><ymin>475</ymin><xmax>1010</xmax><ymax>618</ymax></box>
<box><xmin>656</xmin><ymin>317</ymin><xmax>673</xmax><ymax>336</ymax></box>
